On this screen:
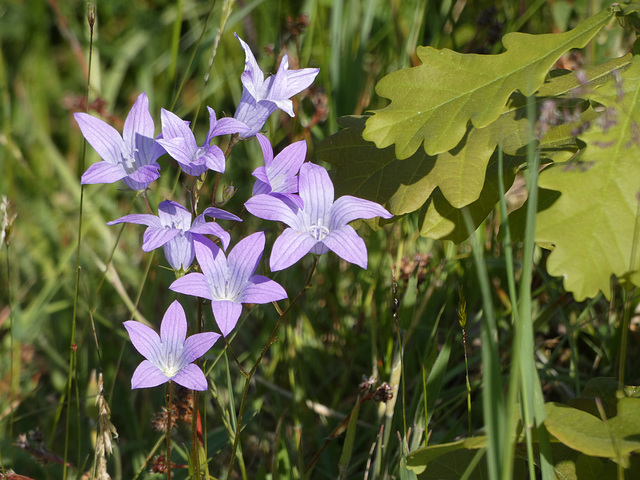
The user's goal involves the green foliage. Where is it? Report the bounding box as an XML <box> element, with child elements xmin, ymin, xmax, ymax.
<box><xmin>320</xmin><ymin>3</ymin><xmax>640</xmax><ymax>300</ymax></box>
<box><xmin>537</xmin><ymin>55</ymin><xmax>640</xmax><ymax>300</ymax></box>
<box><xmin>362</xmin><ymin>8</ymin><xmax>613</xmax><ymax>158</ymax></box>
<box><xmin>4</xmin><ymin>1</ymin><xmax>640</xmax><ymax>479</ymax></box>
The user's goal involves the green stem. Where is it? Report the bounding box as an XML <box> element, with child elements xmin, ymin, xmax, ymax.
<box><xmin>225</xmin><ymin>257</ymin><xmax>317</xmax><ymax>479</ymax></box>
<box><xmin>167</xmin><ymin>381</ymin><xmax>174</xmax><ymax>480</ymax></box>
<box><xmin>63</xmin><ymin>5</ymin><xmax>94</xmax><ymax>477</ymax></box>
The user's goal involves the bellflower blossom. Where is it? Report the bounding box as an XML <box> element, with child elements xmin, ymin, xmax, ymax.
<box><xmin>245</xmin><ymin>163</ymin><xmax>393</xmax><ymax>271</ymax></box>
<box><xmin>169</xmin><ymin>233</ymin><xmax>287</xmax><ymax>336</ymax></box>
<box><xmin>251</xmin><ymin>133</ymin><xmax>305</xmax><ymax>209</ymax></box>
<box><xmin>157</xmin><ymin>107</ymin><xmax>246</xmax><ymax>177</ymax></box>
<box><xmin>233</xmin><ymin>34</ymin><xmax>320</xmax><ymax>137</ymax></box>
<box><xmin>75</xmin><ymin>92</ymin><xmax>164</xmax><ymax>191</ymax></box>
<box><xmin>124</xmin><ymin>300</ymin><xmax>220</xmax><ymax>390</ymax></box>
<box><xmin>107</xmin><ymin>200</ymin><xmax>241</xmax><ymax>272</ymax></box>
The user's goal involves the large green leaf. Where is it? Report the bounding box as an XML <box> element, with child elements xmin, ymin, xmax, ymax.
<box><xmin>545</xmin><ymin>398</ymin><xmax>640</xmax><ymax>467</ymax></box>
<box><xmin>535</xmin><ymin>56</ymin><xmax>640</xmax><ymax>301</ymax></box>
<box><xmin>363</xmin><ymin>8</ymin><xmax>614</xmax><ymax>159</ymax></box>
<box><xmin>317</xmin><ymin>116</ymin><xmax>438</xmax><ymax>216</ymax></box>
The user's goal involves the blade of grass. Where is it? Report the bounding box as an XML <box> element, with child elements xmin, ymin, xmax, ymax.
<box><xmin>462</xmin><ymin>208</ymin><xmax>506</xmax><ymax>480</ymax></box>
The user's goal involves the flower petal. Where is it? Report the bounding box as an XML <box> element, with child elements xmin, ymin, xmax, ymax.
<box><xmin>269</xmin><ymin>228</ymin><xmax>318</xmax><ymax>271</ymax></box>
<box><xmin>124</xmin><ymin>164</ymin><xmax>160</xmax><ymax>190</ymax></box>
<box><xmin>123</xmin><ymin>93</ymin><xmax>155</xmax><ymax>156</ymax></box>
<box><xmin>81</xmin><ymin>161</ymin><xmax>127</xmax><ymax>185</ymax></box>
<box><xmin>227</xmin><ymin>231</ymin><xmax>264</xmax><ymax>288</ymax></box>
<box><xmin>157</xmin><ymin>137</ymin><xmax>198</xmax><ymax>169</ymax></box>
<box><xmin>330</xmin><ymin>196</ymin><xmax>392</xmax><ymax>227</ymax></box>
<box><xmin>183</xmin><ymin>332</ymin><xmax>220</xmax><ymax>363</ymax></box>
<box><xmin>106</xmin><ymin>213</ymin><xmax>162</xmax><ymax>228</ymax></box>
<box><xmin>202</xmin><ymin>207</ymin><xmax>242</xmax><ymax>223</ymax></box>
<box><xmin>159</xmin><ymin>301</ymin><xmax>188</xmax><ymax>354</ymax></box>
<box><xmin>211</xmin><ymin>300</ymin><xmax>243</xmax><ymax>337</ymax></box>
<box><xmin>283</xmin><ymin>67</ymin><xmax>320</xmax><ymax>98</ymax></box>
<box><xmin>268</xmin><ymin>140</ymin><xmax>306</xmax><ymax>192</ymax></box>
<box><xmin>245</xmin><ymin>194</ymin><xmax>300</xmax><ymax>227</ymax></box>
<box><xmin>131</xmin><ymin>360</ymin><xmax>169</xmax><ymax>389</ymax></box>
<box><xmin>74</xmin><ymin>113</ymin><xmax>125</xmax><ymax>165</ymax></box>
<box><xmin>235</xmin><ymin>34</ymin><xmax>265</xmax><ymax>96</ymax></box>
<box><xmin>189</xmin><ymin>222</ymin><xmax>231</xmax><ymax>250</ymax></box>
<box><xmin>123</xmin><ymin>321</ymin><xmax>162</xmax><ymax>365</ymax></box>
<box><xmin>157</xmin><ymin>200</ymin><xmax>192</xmax><ymax>229</ymax></box>
<box><xmin>160</xmin><ymin>108</ymin><xmax>195</xmax><ymax>143</ymax></box>
<box><xmin>321</xmin><ymin>225</ymin><xmax>368</xmax><ymax>269</ymax></box>
<box><xmin>201</xmin><ymin>145</ymin><xmax>226</xmax><ymax>173</ymax></box>
<box><xmin>298</xmin><ymin>163</ymin><xmax>333</xmax><ymax>220</ymax></box>
<box><xmin>252</xmin><ymin>166</ymin><xmax>270</xmax><ymax>187</ymax></box>
<box><xmin>206</xmin><ymin>107</ymin><xmax>246</xmax><ymax>139</ymax></box>
<box><xmin>240</xmin><ymin>275</ymin><xmax>287</xmax><ymax>304</ymax></box>
<box><xmin>163</xmin><ymin>234</ymin><xmax>194</xmax><ymax>271</ymax></box>
<box><xmin>142</xmin><ymin>227</ymin><xmax>181</xmax><ymax>252</ymax></box>
<box><xmin>170</xmin><ymin>363</ymin><xmax>209</xmax><ymax>391</ymax></box>
<box><xmin>169</xmin><ymin>272</ymin><xmax>213</xmax><ymax>300</ymax></box>
<box><xmin>256</xmin><ymin>133</ymin><xmax>274</xmax><ymax>167</ymax></box>
<box><xmin>234</xmin><ymin>89</ymin><xmax>276</xmax><ymax>137</ymax></box>
<box><xmin>193</xmin><ymin>236</ymin><xmax>228</xmax><ymax>291</ymax></box>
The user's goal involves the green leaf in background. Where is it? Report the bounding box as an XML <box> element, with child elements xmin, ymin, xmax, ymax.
<box><xmin>406</xmin><ymin>436</ymin><xmax>527</xmax><ymax>479</ymax></box>
<box><xmin>417</xmin><ymin>152</ymin><xmax>522</xmax><ymax>243</ymax></box>
<box><xmin>569</xmin><ymin>377</ymin><xmax>640</xmax><ymax>418</ymax></box>
<box><xmin>317</xmin><ymin>116</ymin><xmax>437</xmax><ymax>216</ymax></box>
<box><xmin>363</xmin><ymin>8</ymin><xmax>613</xmax><ymax>159</ymax></box>
<box><xmin>535</xmin><ymin>56</ymin><xmax>640</xmax><ymax>301</ymax></box>
<box><xmin>545</xmin><ymin>398</ymin><xmax>640</xmax><ymax>467</ymax></box>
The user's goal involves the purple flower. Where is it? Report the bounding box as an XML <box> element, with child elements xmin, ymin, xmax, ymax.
<box><xmin>124</xmin><ymin>300</ymin><xmax>220</xmax><ymax>390</ymax></box>
<box><xmin>233</xmin><ymin>34</ymin><xmax>320</xmax><ymax>137</ymax></box>
<box><xmin>107</xmin><ymin>200</ymin><xmax>240</xmax><ymax>272</ymax></box>
<box><xmin>251</xmin><ymin>133</ymin><xmax>305</xmax><ymax>209</ymax></box>
<box><xmin>74</xmin><ymin>92</ymin><xmax>165</xmax><ymax>191</ymax></box>
<box><xmin>157</xmin><ymin>107</ymin><xmax>246</xmax><ymax>177</ymax></box>
<box><xmin>169</xmin><ymin>232</ymin><xmax>287</xmax><ymax>336</ymax></box>
<box><xmin>245</xmin><ymin>163</ymin><xmax>393</xmax><ymax>271</ymax></box>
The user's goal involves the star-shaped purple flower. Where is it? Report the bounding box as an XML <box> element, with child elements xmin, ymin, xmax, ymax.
<box><xmin>169</xmin><ymin>232</ymin><xmax>287</xmax><ymax>336</ymax></box>
<box><xmin>124</xmin><ymin>300</ymin><xmax>220</xmax><ymax>390</ymax></box>
<box><xmin>157</xmin><ymin>107</ymin><xmax>246</xmax><ymax>177</ymax></box>
<box><xmin>233</xmin><ymin>34</ymin><xmax>320</xmax><ymax>137</ymax></box>
<box><xmin>245</xmin><ymin>163</ymin><xmax>393</xmax><ymax>271</ymax></box>
<box><xmin>74</xmin><ymin>92</ymin><xmax>165</xmax><ymax>191</ymax></box>
<box><xmin>107</xmin><ymin>200</ymin><xmax>240</xmax><ymax>272</ymax></box>
<box><xmin>251</xmin><ymin>133</ymin><xmax>305</xmax><ymax>209</ymax></box>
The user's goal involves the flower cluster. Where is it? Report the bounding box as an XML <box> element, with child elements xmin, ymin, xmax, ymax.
<box><xmin>75</xmin><ymin>35</ymin><xmax>391</xmax><ymax>391</ymax></box>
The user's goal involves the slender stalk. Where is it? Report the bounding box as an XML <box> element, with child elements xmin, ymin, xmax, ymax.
<box><xmin>166</xmin><ymin>380</ymin><xmax>174</xmax><ymax>480</ymax></box>
<box><xmin>4</xmin><ymin>220</ymin><xmax>15</xmax><ymax>466</ymax></box>
<box><xmin>391</xmin><ymin>273</ymin><xmax>407</xmax><ymax>439</ymax></box>
<box><xmin>462</xmin><ymin>209</ymin><xmax>504</xmax><ymax>480</ymax></box>
<box><xmin>131</xmin><ymin>434</ymin><xmax>166</xmax><ymax>480</ymax></box>
<box><xmin>63</xmin><ymin>5</ymin><xmax>95</xmax><ymax>478</ymax></box>
<box><xmin>618</xmin><ymin>199</ymin><xmax>640</xmax><ymax>389</ymax></box>
<box><xmin>191</xmin><ymin>298</ymin><xmax>204</xmax><ymax>478</ymax></box>
<box><xmin>226</xmin><ymin>257</ymin><xmax>317</xmax><ymax>479</ymax></box>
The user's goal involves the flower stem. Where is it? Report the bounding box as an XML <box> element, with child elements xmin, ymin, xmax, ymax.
<box><xmin>225</xmin><ymin>257</ymin><xmax>317</xmax><ymax>479</ymax></box>
<box><xmin>63</xmin><ymin>4</ymin><xmax>95</xmax><ymax>477</ymax></box>
<box><xmin>166</xmin><ymin>380</ymin><xmax>174</xmax><ymax>480</ymax></box>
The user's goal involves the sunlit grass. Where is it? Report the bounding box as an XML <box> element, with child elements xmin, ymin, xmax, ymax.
<box><xmin>1</xmin><ymin>1</ymin><xmax>639</xmax><ymax>479</ymax></box>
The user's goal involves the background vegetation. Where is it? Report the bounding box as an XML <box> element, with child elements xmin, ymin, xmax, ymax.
<box><xmin>1</xmin><ymin>0</ymin><xmax>639</xmax><ymax>478</ymax></box>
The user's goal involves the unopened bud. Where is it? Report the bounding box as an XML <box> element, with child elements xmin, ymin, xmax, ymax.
<box><xmin>223</xmin><ymin>185</ymin><xmax>236</xmax><ymax>202</ymax></box>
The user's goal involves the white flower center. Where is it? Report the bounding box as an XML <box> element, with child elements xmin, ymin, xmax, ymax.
<box><xmin>168</xmin><ymin>218</ymin><xmax>186</xmax><ymax>231</ymax></box>
<box><xmin>157</xmin><ymin>343</ymin><xmax>185</xmax><ymax>378</ymax></box>
<box><xmin>194</xmin><ymin>146</ymin><xmax>208</xmax><ymax>160</ymax></box>
<box><xmin>307</xmin><ymin>219</ymin><xmax>330</xmax><ymax>241</ymax></box>
<box><xmin>121</xmin><ymin>148</ymin><xmax>139</xmax><ymax>174</ymax></box>
<box><xmin>211</xmin><ymin>278</ymin><xmax>240</xmax><ymax>302</ymax></box>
